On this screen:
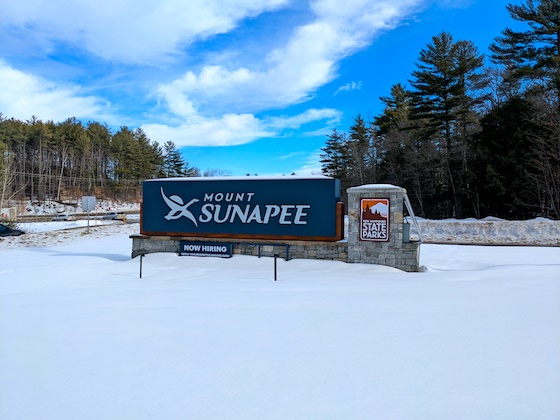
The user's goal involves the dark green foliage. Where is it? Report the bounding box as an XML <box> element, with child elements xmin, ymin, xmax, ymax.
<box><xmin>408</xmin><ymin>32</ymin><xmax>485</xmax><ymax>217</ymax></box>
<box><xmin>471</xmin><ymin>97</ymin><xmax>540</xmax><ymax>218</ymax></box>
<box><xmin>347</xmin><ymin>114</ymin><xmax>376</xmax><ymax>186</ymax></box>
<box><xmin>322</xmin><ymin>2</ymin><xmax>559</xmax><ymax>220</ymax></box>
<box><xmin>373</xmin><ymin>84</ymin><xmax>435</xmax><ymax>217</ymax></box>
<box><xmin>0</xmin><ymin>116</ymin><xmax>196</xmax><ymax>203</ymax></box>
<box><xmin>320</xmin><ymin>129</ymin><xmax>350</xmax><ymax>180</ymax></box>
<box><xmin>490</xmin><ymin>0</ymin><xmax>560</xmax><ymax>99</ymax></box>
<box><xmin>321</xmin><ymin>116</ymin><xmax>378</xmax><ymax>205</ymax></box>
<box><xmin>374</xmin><ymin>84</ymin><xmax>411</xmax><ymax>135</ymax></box>
<box><xmin>162</xmin><ymin>141</ymin><xmax>197</xmax><ymax>178</ymax></box>
<box><xmin>321</xmin><ymin>129</ymin><xmax>352</xmax><ymax>203</ymax></box>
<box><xmin>162</xmin><ymin>141</ymin><xmax>185</xmax><ymax>177</ymax></box>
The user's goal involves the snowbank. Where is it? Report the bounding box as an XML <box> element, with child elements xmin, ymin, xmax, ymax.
<box><xmin>415</xmin><ymin>218</ymin><xmax>560</xmax><ymax>246</ymax></box>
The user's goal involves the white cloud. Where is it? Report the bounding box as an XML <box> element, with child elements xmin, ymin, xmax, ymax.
<box><xmin>142</xmin><ymin>113</ymin><xmax>273</xmax><ymax>147</ymax></box>
<box><xmin>0</xmin><ymin>0</ymin><xmax>290</xmax><ymax>64</ymax></box>
<box><xmin>1</xmin><ymin>0</ymin><xmax>424</xmax><ymax>149</ymax></box>
<box><xmin>301</xmin><ymin>127</ymin><xmax>334</xmax><ymax>137</ymax></box>
<box><xmin>147</xmin><ymin>0</ymin><xmax>422</xmax><ymax>147</ymax></box>
<box><xmin>155</xmin><ymin>0</ymin><xmax>423</xmax><ymax>116</ymax></box>
<box><xmin>267</xmin><ymin>108</ymin><xmax>341</xmax><ymax>129</ymax></box>
<box><xmin>0</xmin><ymin>60</ymin><xmax>112</xmax><ymax>122</ymax></box>
<box><xmin>334</xmin><ymin>81</ymin><xmax>362</xmax><ymax>95</ymax></box>
<box><xmin>142</xmin><ymin>108</ymin><xmax>340</xmax><ymax>147</ymax></box>
<box><xmin>278</xmin><ymin>151</ymin><xmax>306</xmax><ymax>160</ymax></box>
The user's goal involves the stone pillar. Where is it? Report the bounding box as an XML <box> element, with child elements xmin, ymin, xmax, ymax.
<box><xmin>347</xmin><ymin>184</ymin><xmax>420</xmax><ymax>272</ymax></box>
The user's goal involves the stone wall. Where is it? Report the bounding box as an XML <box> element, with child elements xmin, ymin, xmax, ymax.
<box><xmin>131</xmin><ymin>235</ymin><xmax>348</xmax><ymax>262</ymax></box>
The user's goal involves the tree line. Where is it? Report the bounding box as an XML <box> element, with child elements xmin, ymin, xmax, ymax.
<box><xmin>0</xmin><ymin>115</ymin><xmax>230</xmax><ymax>210</ymax></box>
<box><xmin>321</xmin><ymin>0</ymin><xmax>559</xmax><ymax>220</ymax></box>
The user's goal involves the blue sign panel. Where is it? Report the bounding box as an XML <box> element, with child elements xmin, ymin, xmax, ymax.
<box><xmin>141</xmin><ymin>177</ymin><xmax>341</xmax><ymax>240</ymax></box>
<box><xmin>178</xmin><ymin>241</ymin><xmax>233</xmax><ymax>258</ymax></box>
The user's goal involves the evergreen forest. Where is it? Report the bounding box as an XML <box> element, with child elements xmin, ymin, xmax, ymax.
<box><xmin>321</xmin><ymin>0</ymin><xmax>560</xmax><ymax>219</ymax></box>
<box><xmin>0</xmin><ymin>118</ymin><xmax>209</xmax><ymax>210</ymax></box>
<box><xmin>1</xmin><ymin>0</ymin><xmax>559</xmax><ymax>220</ymax></box>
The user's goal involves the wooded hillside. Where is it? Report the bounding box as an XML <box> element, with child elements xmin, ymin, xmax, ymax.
<box><xmin>321</xmin><ymin>1</ymin><xmax>559</xmax><ymax>219</ymax></box>
<box><xmin>0</xmin><ymin>117</ymin><xmax>198</xmax><ymax>210</ymax></box>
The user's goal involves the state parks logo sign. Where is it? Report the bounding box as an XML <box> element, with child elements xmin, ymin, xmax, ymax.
<box><xmin>360</xmin><ymin>198</ymin><xmax>389</xmax><ymax>242</ymax></box>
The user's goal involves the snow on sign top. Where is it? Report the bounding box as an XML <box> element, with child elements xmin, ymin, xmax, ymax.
<box><xmin>146</xmin><ymin>175</ymin><xmax>335</xmax><ymax>182</ymax></box>
<box><xmin>350</xmin><ymin>184</ymin><xmax>403</xmax><ymax>190</ymax></box>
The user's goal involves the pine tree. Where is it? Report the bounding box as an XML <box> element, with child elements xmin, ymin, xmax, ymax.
<box><xmin>348</xmin><ymin>114</ymin><xmax>375</xmax><ymax>185</ymax></box>
<box><xmin>162</xmin><ymin>141</ymin><xmax>185</xmax><ymax>177</ymax></box>
<box><xmin>162</xmin><ymin>141</ymin><xmax>197</xmax><ymax>178</ymax></box>
<box><xmin>409</xmin><ymin>31</ymin><xmax>485</xmax><ymax>217</ymax></box>
<box><xmin>471</xmin><ymin>97</ymin><xmax>541</xmax><ymax>218</ymax></box>
<box><xmin>320</xmin><ymin>129</ymin><xmax>351</xmax><ymax>181</ymax></box>
<box><xmin>134</xmin><ymin>128</ymin><xmax>163</xmax><ymax>180</ymax></box>
<box><xmin>410</xmin><ymin>32</ymin><xmax>484</xmax><ymax>149</ymax></box>
<box><xmin>374</xmin><ymin>84</ymin><xmax>412</xmax><ymax>135</ymax></box>
<box><xmin>320</xmin><ymin>128</ymin><xmax>352</xmax><ymax>204</ymax></box>
<box><xmin>373</xmin><ymin>84</ymin><xmax>431</xmax><ymax>217</ymax></box>
<box><xmin>490</xmin><ymin>0</ymin><xmax>560</xmax><ymax>101</ymax></box>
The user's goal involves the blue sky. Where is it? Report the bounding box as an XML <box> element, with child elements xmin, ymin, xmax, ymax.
<box><xmin>0</xmin><ymin>0</ymin><xmax>524</xmax><ymax>176</ymax></box>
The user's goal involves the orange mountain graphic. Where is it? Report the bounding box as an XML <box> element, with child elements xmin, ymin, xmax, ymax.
<box><xmin>362</xmin><ymin>199</ymin><xmax>389</xmax><ymax>220</ymax></box>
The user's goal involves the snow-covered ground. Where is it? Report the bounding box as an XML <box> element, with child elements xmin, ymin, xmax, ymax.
<box><xmin>0</xmin><ymin>218</ymin><xmax>140</xmax><ymax>249</ymax></box>
<box><xmin>1</xmin><ymin>220</ymin><xmax>559</xmax><ymax>419</ymax></box>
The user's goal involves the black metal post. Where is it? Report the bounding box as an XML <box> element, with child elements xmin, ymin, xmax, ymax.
<box><xmin>140</xmin><ymin>254</ymin><xmax>144</xmax><ymax>278</ymax></box>
<box><xmin>274</xmin><ymin>254</ymin><xmax>278</xmax><ymax>281</ymax></box>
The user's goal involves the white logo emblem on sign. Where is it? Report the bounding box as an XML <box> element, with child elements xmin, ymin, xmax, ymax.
<box><xmin>160</xmin><ymin>188</ymin><xmax>200</xmax><ymax>226</ymax></box>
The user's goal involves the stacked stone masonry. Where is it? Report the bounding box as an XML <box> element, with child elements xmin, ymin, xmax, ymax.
<box><xmin>346</xmin><ymin>184</ymin><xmax>420</xmax><ymax>272</ymax></box>
<box><xmin>131</xmin><ymin>235</ymin><xmax>348</xmax><ymax>262</ymax></box>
